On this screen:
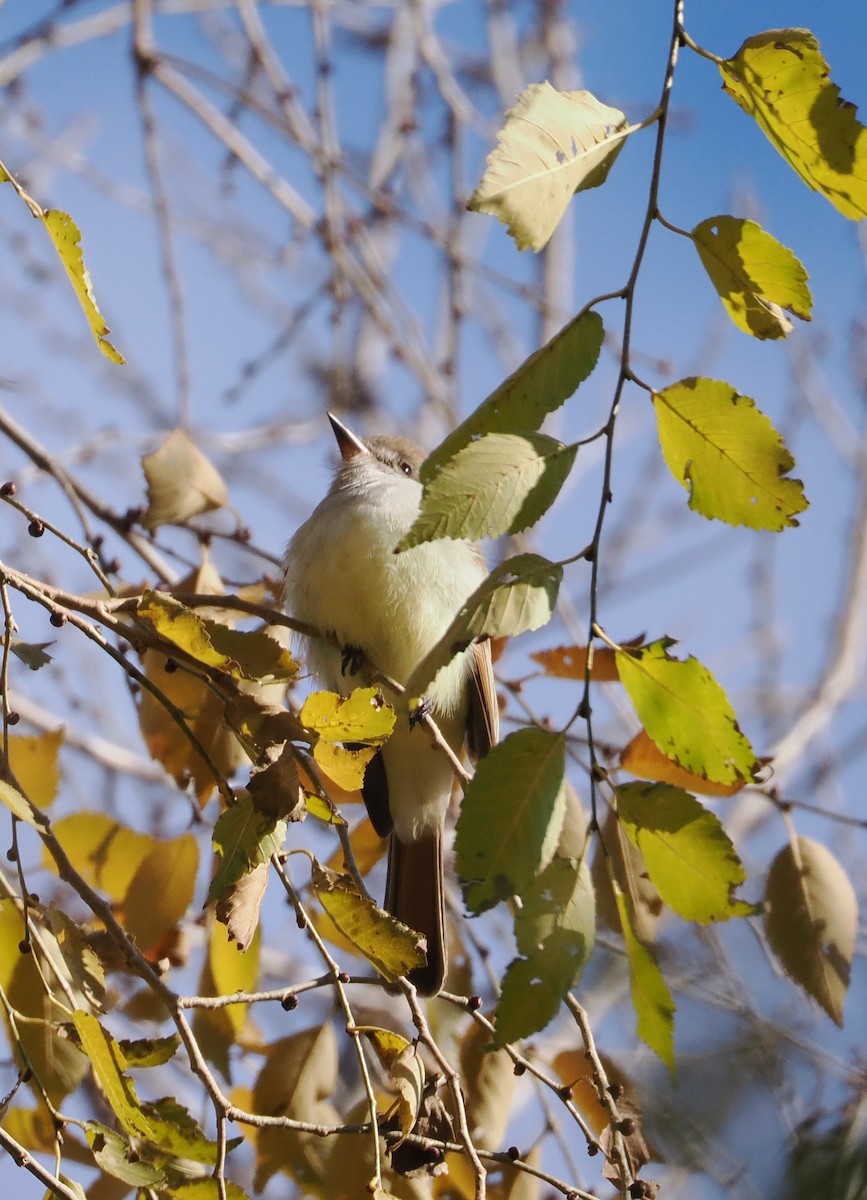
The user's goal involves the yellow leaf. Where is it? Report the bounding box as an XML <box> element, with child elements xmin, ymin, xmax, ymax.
<box><xmin>7</xmin><ymin>728</ymin><xmax>64</xmax><ymax>807</ymax></box>
<box><xmin>311</xmin><ymin>862</ymin><xmax>426</xmax><ymax>982</ymax></box>
<box><xmin>313</xmin><ymin>740</ymin><xmax>377</xmax><ymax>792</ymax></box>
<box><xmin>141</xmin><ymin>429</ymin><xmax>228</xmax><ymax>530</ymax></box>
<box><xmin>118</xmin><ymin>834</ymin><xmax>198</xmax><ymax>956</ymax></box>
<box><xmin>469</xmin><ymin>82</ymin><xmax>629</xmax><ymax>251</ymax></box>
<box><xmin>137</xmin><ymin>647</ymin><xmax>246</xmax><ymax>804</ymax></box>
<box><xmin>47</xmin><ymin>812</ymin><xmax>154</xmax><ymax>904</ymax></box>
<box><xmin>208</xmin><ymin>917</ymin><xmax>261</xmax><ymax>1036</ymax></box>
<box><xmin>40</xmin><ymin>209</ymin><xmax>125</xmax><ymax>361</ymax></box>
<box><xmin>720</xmin><ymin>29</ymin><xmax>867</xmax><ymax>220</ymax></box>
<box><xmin>300</xmin><ymin>688</ymin><xmax>395</xmax><ymax>745</ymax></box>
<box><xmin>358</xmin><ymin>1026</ymin><xmax>412</xmax><ymax>1069</ymax></box>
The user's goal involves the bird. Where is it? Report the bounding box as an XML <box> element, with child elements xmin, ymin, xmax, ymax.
<box><xmin>282</xmin><ymin>413</ymin><xmax>498</xmax><ymax>994</ymax></box>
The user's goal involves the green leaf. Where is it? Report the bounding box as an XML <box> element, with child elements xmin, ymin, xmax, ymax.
<box><xmin>84</xmin><ymin>1122</ymin><xmax>166</xmax><ymax>1188</ymax></box>
<box><xmin>117</xmin><ymin>1034</ymin><xmax>182</xmax><ymax>1069</ymax></box>
<box><xmin>398</xmin><ymin>433</ymin><xmax>576</xmax><ymax>549</ymax></box>
<box><xmin>141</xmin><ymin>1096</ymin><xmax>229</xmax><ymax>1164</ymax></box>
<box><xmin>514</xmin><ymin>856</ymin><xmax>596</xmax><ymax>956</ymax></box>
<box><xmin>653</xmin><ymin>377</ymin><xmax>808</xmax><ymax>530</ymax></box>
<box><xmin>206</xmin><ymin>794</ymin><xmax>286</xmax><ymax>906</ymax></box>
<box><xmin>614</xmin><ymin>887</ymin><xmax>675</xmax><ymax>1072</ymax></box>
<box><xmin>720</xmin><ymin>29</ymin><xmax>867</xmax><ymax>220</ymax></box>
<box><xmin>469</xmin><ymin>82</ymin><xmax>629</xmax><ymax>250</ymax></box>
<box><xmin>71</xmin><ymin>1011</ymin><xmax>157</xmax><ymax>1141</ymax></box>
<box><xmin>423</xmin><ymin>309</ymin><xmax>603</xmax><ymax>478</ymax></box>
<box><xmin>692</xmin><ymin>215</ymin><xmax>812</xmax><ymax>339</ymax></box>
<box><xmin>615</xmin><ymin>639</ymin><xmax>756</xmax><ymax>786</ymax></box>
<box><xmin>137</xmin><ymin>591</ymin><xmax>297</xmax><ymax>681</ymax></box>
<box><xmin>407</xmin><ymin>553</ymin><xmax>562</xmax><ymax>698</ymax></box>
<box><xmin>494</xmin><ymin>857</ymin><xmax>596</xmax><ymax>1047</ymax></box>
<box><xmin>494</xmin><ymin>933</ymin><xmax>582</xmax><ymax>1047</ymax></box>
<box><xmin>455</xmin><ymin>727</ymin><xmax>566</xmax><ymax>913</ymax></box>
<box><xmin>765</xmin><ymin>837</ymin><xmax>857</xmax><ymax>1026</ymax></box>
<box><xmin>616</xmin><ymin>782</ymin><xmax>756</xmax><ymax>923</ymax></box>
<box><xmin>311</xmin><ymin>862</ymin><xmax>427</xmax><ymax>981</ymax></box>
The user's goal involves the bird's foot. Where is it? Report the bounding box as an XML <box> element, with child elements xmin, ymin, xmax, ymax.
<box><xmin>409</xmin><ymin>695</ymin><xmax>432</xmax><ymax>729</ymax></box>
<box><xmin>340</xmin><ymin>644</ymin><xmax>366</xmax><ymax>676</ymax></box>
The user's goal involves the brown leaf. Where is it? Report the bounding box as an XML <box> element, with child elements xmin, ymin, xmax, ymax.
<box><xmin>248</xmin><ymin>744</ymin><xmax>306</xmax><ymax>821</ymax></box>
<box><xmin>591</xmin><ymin>809</ymin><xmax>662</xmax><ymax>944</ymax></box>
<box><xmin>215</xmin><ymin>861</ymin><xmax>270</xmax><ymax>952</ymax></box>
<box><xmin>460</xmin><ymin>1017</ymin><xmax>515</xmax><ymax>1146</ymax></box>
<box><xmin>141</xmin><ymin>428</ymin><xmax>228</xmax><ymax>530</ymax></box>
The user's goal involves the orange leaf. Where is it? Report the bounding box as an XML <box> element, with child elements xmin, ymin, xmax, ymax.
<box><xmin>620</xmin><ymin>729</ymin><xmax>748</xmax><ymax>796</ymax></box>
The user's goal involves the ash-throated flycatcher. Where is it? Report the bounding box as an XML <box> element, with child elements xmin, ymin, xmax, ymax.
<box><xmin>283</xmin><ymin>414</ymin><xmax>498</xmax><ymax>994</ymax></box>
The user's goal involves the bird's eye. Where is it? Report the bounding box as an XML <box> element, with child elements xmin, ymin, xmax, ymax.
<box><xmin>400</xmin><ymin>461</ymin><xmax>413</xmax><ymax>476</ymax></box>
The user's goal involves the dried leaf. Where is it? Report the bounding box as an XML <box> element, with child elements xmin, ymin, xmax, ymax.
<box><xmin>141</xmin><ymin>429</ymin><xmax>228</xmax><ymax>530</ymax></box>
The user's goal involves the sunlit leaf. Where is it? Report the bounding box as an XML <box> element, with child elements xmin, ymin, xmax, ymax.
<box><xmin>358</xmin><ymin>1026</ymin><xmax>412</xmax><ymax>1068</ymax></box>
<box><xmin>620</xmin><ymin>728</ymin><xmax>749</xmax><ymax>795</ymax></box>
<box><xmin>311</xmin><ymin>861</ymin><xmax>427</xmax><ymax>981</ymax></box>
<box><xmin>616</xmin><ymin>782</ymin><xmax>756</xmax><ymax>923</ymax></box>
<box><xmin>455</xmin><ymin>727</ymin><xmax>566</xmax><ymax>913</ymax></box>
<box><xmin>720</xmin><ymin>29</ymin><xmax>867</xmax><ymax>220</ymax></box>
<box><xmin>424</xmin><ymin>310</ymin><xmax>603</xmax><ymax>476</ymax></box>
<box><xmin>407</xmin><ymin>553</ymin><xmax>562</xmax><ymax>697</ymax></box>
<box><xmin>765</xmin><ymin>837</ymin><xmax>857</xmax><ymax>1025</ymax></box>
<box><xmin>653</xmin><ymin>377</ymin><xmax>808</xmax><ymax>529</ymax></box>
<box><xmin>0</xmin><ymin>779</ymin><xmax>39</xmax><ymax>827</ymax></box>
<box><xmin>614</xmin><ymin>887</ymin><xmax>675</xmax><ymax>1071</ymax></box>
<box><xmin>692</xmin><ymin>215</ymin><xmax>811</xmax><ymax>339</ymax></box>
<box><xmin>137</xmin><ymin>592</ymin><xmax>297</xmax><ymax>682</ymax></box>
<box><xmin>399</xmin><ymin>433</ymin><xmax>576</xmax><ymax>548</ymax></box>
<box><xmin>7</xmin><ymin>728</ymin><xmax>64</xmax><ymax>808</ymax></box>
<box><xmin>300</xmin><ymin>687</ymin><xmax>395</xmax><ymax>744</ymax></box>
<box><xmin>164</xmin><ymin>1182</ymin><xmax>250</xmax><ymax>1200</ymax></box>
<box><xmin>48</xmin><ymin>907</ymin><xmax>106</xmax><ymax>1013</ymax></box>
<box><xmin>141</xmin><ymin>429</ymin><xmax>229</xmax><ymax>530</ymax></box>
<box><xmin>42</xmin><ymin>209</ymin><xmax>125</xmax><ymax>361</ymax></box>
<box><xmin>469</xmin><ymin>82</ymin><xmax>629</xmax><ymax>250</ymax></box>
<box><xmin>615</xmin><ymin>639</ymin><xmax>757</xmax><ymax>786</ymax></box>
<box><xmin>390</xmin><ymin>1043</ymin><xmax>426</xmax><ymax>1145</ymax></box>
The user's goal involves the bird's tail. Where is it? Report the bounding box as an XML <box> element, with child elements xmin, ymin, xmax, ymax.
<box><xmin>385</xmin><ymin>833</ymin><xmax>445</xmax><ymax>996</ymax></box>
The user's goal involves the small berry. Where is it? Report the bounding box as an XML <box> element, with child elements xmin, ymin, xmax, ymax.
<box><xmin>629</xmin><ymin>1183</ymin><xmax>646</xmax><ymax>1199</ymax></box>
<box><xmin>49</xmin><ymin>612</ymin><xmax>68</xmax><ymax>628</ymax></box>
<box><xmin>107</xmin><ymin>558</ymin><xmax>122</xmax><ymax>575</ymax></box>
<box><xmin>281</xmin><ymin>995</ymin><xmax>298</xmax><ymax>1011</ymax></box>
<box><xmin>28</xmin><ymin>519</ymin><xmax>44</xmax><ymax>538</ymax></box>
<box><xmin>467</xmin><ymin>995</ymin><xmax>482</xmax><ymax>1012</ymax></box>
<box><xmin>587</xmin><ymin>1142</ymin><xmax>600</xmax><ymax>1157</ymax></box>
<box><xmin>0</xmin><ymin>481</ymin><xmax>16</xmax><ymax>497</ymax></box>
<box><xmin>513</xmin><ymin>1062</ymin><xmax>526</xmax><ymax>1076</ymax></box>
<box><xmin>6</xmin><ymin>847</ymin><xmax>17</xmax><ymax>861</ymax></box>
<box><xmin>607</xmin><ymin>1083</ymin><xmax>623</xmax><ymax>1100</ymax></box>
<box><xmin>6</xmin><ymin>711</ymin><xmax>20</xmax><ymax>726</ymax></box>
<box><xmin>507</xmin><ymin>1146</ymin><xmax>520</xmax><ymax>1161</ymax></box>
<box><xmin>164</xmin><ymin>658</ymin><xmax>178</xmax><ymax>674</ymax></box>
<box><xmin>617</xmin><ymin>1117</ymin><xmax>636</xmax><ymax>1136</ymax></box>
<box><xmin>337</xmin><ymin>972</ymin><xmax>350</xmax><ymax>984</ymax></box>
<box><xmin>18</xmin><ymin>939</ymin><xmax>31</xmax><ymax>955</ymax></box>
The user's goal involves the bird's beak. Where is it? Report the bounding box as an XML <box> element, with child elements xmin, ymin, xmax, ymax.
<box><xmin>328</xmin><ymin>412</ymin><xmax>369</xmax><ymax>461</ymax></box>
